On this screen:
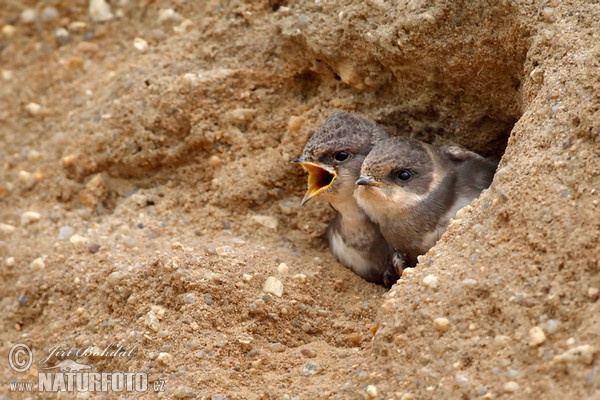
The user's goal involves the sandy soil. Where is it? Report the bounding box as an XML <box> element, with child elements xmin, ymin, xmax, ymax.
<box><xmin>0</xmin><ymin>0</ymin><xmax>598</xmax><ymax>399</ymax></box>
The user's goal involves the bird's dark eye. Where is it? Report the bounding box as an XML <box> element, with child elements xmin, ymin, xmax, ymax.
<box><xmin>396</xmin><ymin>170</ymin><xmax>412</xmax><ymax>181</ymax></box>
<box><xmin>334</xmin><ymin>151</ymin><xmax>349</xmax><ymax>161</ymax></box>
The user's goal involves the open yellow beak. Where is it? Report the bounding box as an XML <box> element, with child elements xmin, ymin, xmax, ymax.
<box><xmin>292</xmin><ymin>158</ymin><xmax>337</xmax><ymax>205</ymax></box>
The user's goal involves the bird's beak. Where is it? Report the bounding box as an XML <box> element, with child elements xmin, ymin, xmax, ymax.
<box><xmin>292</xmin><ymin>158</ymin><xmax>337</xmax><ymax>205</ymax></box>
<box><xmin>355</xmin><ymin>176</ymin><xmax>380</xmax><ymax>187</ymax></box>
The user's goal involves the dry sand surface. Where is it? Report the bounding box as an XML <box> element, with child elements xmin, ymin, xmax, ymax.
<box><xmin>0</xmin><ymin>0</ymin><xmax>598</xmax><ymax>398</ymax></box>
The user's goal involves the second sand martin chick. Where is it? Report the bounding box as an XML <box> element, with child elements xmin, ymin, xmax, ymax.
<box><xmin>292</xmin><ymin>111</ymin><xmax>399</xmax><ymax>287</ymax></box>
<box><xmin>355</xmin><ymin>136</ymin><xmax>498</xmax><ymax>268</ymax></box>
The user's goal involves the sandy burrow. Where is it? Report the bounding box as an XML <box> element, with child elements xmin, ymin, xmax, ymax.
<box><xmin>0</xmin><ymin>0</ymin><xmax>598</xmax><ymax>399</ymax></box>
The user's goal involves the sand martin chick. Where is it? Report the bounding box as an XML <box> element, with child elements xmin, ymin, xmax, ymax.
<box><xmin>292</xmin><ymin>111</ymin><xmax>399</xmax><ymax>287</ymax></box>
<box><xmin>355</xmin><ymin>136</ymin><xmax>498</xmax><ymax>267</ymax></box>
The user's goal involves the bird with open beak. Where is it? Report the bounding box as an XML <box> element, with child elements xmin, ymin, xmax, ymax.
<box><xmin>354</xmin><ymin>136</ymin><xmax>498</xmax><ymax>268</ymax></box>
<box><xmin>292</xmin><ymin>111</ymin><xmax>400</xmax><ymax>287</ymax></box>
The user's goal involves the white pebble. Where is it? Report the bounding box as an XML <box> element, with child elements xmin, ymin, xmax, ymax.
<box><xmin>553</xmin><ymin>345</ymin><xmax>596</xmax><ymax>365</ymax></box>
<box><xmin>40</xmin><ymin>6</ymin><xmax>60</xmax><ymax>22</ymax></box>
<box><xmin>30</xmin><ymin>257</ymin><xmax>45</xmax><ymax>270</ymax></box>
<box><xmin>58</xmin><ymin>226</ymin><xmax>75</xmax><ymax>240</ymax></box>
<box><xmin>215</xmin><ymin>246</ymin><xmax>233</xmax><ymax>256</ymax></box>
<box><xmin>528</xmin><ymin>326</ymin><xmax>546</xmax><ymax>347</ymax></box>
<box><xmin>157</xmin><ymin>8</ymin><xmax>182</xmax><ymax>24</ymax></box>
<box><xmin>0</xmin><ymin>223</ymin><xmax>16</xmax><ymax>236</ymax></box>
<box><xmin>25</xmin><ymin>103</ymin><xmax>42</xmax><ymax>116</ymax></box>
<box><xmin>69</xmin><ymin>234</ymin><xmax>89</xmax><ymax>247</ymax></box>
<box><xmin>133</xmin><ymin>38</ymin><xmax>148</xmax><ymax>52</ymax></box>
<box><xmin>6</xmin><ymin>257</ymin><xmax>15</xmax><ymax>267</ymax></box>
<box><xmin>21</xmin><ymin>211</ymin><xmax>41</xmax><ymax>225</ymax></box>
<box><xmin>587</xmin><ymin>287</ymin><xmax>599</xmax><ymax>301</ymax></box>
<box><xmin>89</xmin><ymin>0</ymin><xmax>114</xmax><ymax>22</ymax></box>
<box><xmin>365</xmin><ymin>385</ymin><xmax>377</xmax><ymax>398</ymax></box>
<box><xmin>277</xmin><ymin>263</ymin><xmax>289</xmax><ymax>275</ymax></box>
<box><xmin>251</xmin><ymin>215</ymin><xmax>278</xmax><ymax>230</ymax></box>
<box><xmin>263</xmin><ymin>276</ymin><xmax>284</xmax><ymax>297</ymax></box>
<box><xmin>18</xmin><ymin>171</ymin><xmax>36</xmax><ymax>189</ymax></box>
<box><xmin>1</xmin><ymin>70</ymin><xmax>13</xmax><ymax>81</ymax></box>
<box><xmin>433</xmin><ymin>317</ymin><xmax>450</xmax><ymax>332</ymax></box>
<box><xmin>542</xmin><ymin>7</ymin><xmax>556</xmax><ymax>23</ymax></box>
<box><xmin>503</xmin><ymin>381</ymin><xmax>519</xmax><ymax>393</ymax></box>
<box><xmin>422</xmin><ymin>274</ymin><xmax>439</xmax><ymax>289</ymax></box>
<box><xmin>144</xmin><ymin>311</ymin><xmax>160</xmax><ymax>332</ymax></box>
<box><xmin>157</xmin><ymin>352</ymin><xmax>173</xmax><ymax>365</ymax></box>
<box><xmin>20</xmin><ymin>9</ymin><xmax>38</xmax><ymax>24</ymax></box>
<box><xmin>242</xmin><ymin>273</ymin><xmax>253</xmax><ymax>282</ymax></box>
<box><xmin>402</xmin><ymin>267</ymin><xmax>415</xmax><ymax>277</ymax></box>
<box><xmin>292</xmin><ymin>273</ymin><xmax>306</xmax><ymax>283</ymax></box>
<box><xmin>2</xmin><ymin>25</ymin><xmax>16</xmax><ymax>37</ymax></box>
<box><xmin>461</xmin><ymin>278</ymin><xmax>478</xmax><ymax>287</ymax></box>
<box><xmin>546</xmin><ymin>319</ymin><xmax>561</xmax><ymax>335</ymax></box>
<box><xmin>27</xmin><ymin>150</ymin><xmax>42</xmax><ymax>161</ymax></box>
<box><xmin>182</xmin><ymin>294</ymin><xmax>196</xmax><ymax>304</ymax></box>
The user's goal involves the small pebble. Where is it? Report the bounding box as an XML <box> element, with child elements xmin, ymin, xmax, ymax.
<box><xmin>553</xmin><ymin>345</ymin><xmax>596</xmax><ymax>365</ymax></box>
<box><xmin>546</xmin><ymin>319</ymin><xmax>561</xmax><ymax>335</ymax></box>
<box><xmin>69</xmin><ymin>234</ymin><xmax>89</xmax><ymax>247</ymax></box>
<box><xmin>215</xmin><ymin>246</ymin><xmax>233</xmax><ymax>256</ymax></box>
<box><xmin>503</xmin><ymin>381</ymin><xmax>519</xmax><ymax>393</ymax></box>
<box><xmin>263</xmin><ymin>277</ymin><xmax>284</xmax><ymax>297</ymax></box>
<box><xmin>58</xmin><ymin>226</ymin><xmax>75</xmax><ymax>241</ymax></box>
<box><xmin>268</xmin><ymin>342</ymin><xmax>286</xmax><ymax>353</ymax></box>
<box><xmin>40</xmin><ymin>6</ymin><xmax>60</xmax><ymax>22</ymax></box>
<box><xmin>21</xmin><ymin>9</ymin><xmax>38</xmax><ymax>24</ymax></box>
<box><xmin>587</xmin><ymin>287</ymin><xmax>599</xmax><ymax>301</ymax></box>
<box><xmin>365</xmin><ymin>385</ymin><xmax>377</xmax><ymax>398</ymax></box>
<box><xmin>107</xmin><ymin>270</ymin><xmax>128</xmax><ymax>286</ymax></box>
<box><xmin>144</xmin><ymin>311</ymin><xmax>160</xmax><ymax>332</ymax></box>
<box><xmin>461</xmin><ymin>278</ymin><xmax>478</xmax><ymax>287</ymax></box>
<box><xmin>88</xmin><ymin>243</ymin><xmax>101</xmax><ymax>253</ymax></box>
<box><xmin>204</xmin><ymin>293</ymin><xmax>213</xmax><ymax>305</ymax></box>
<box><xmin>402</xmin><ymin>268</ymin><xmax>416</xmax><ymax>277</ymax></box>
<box><xmin>133</xmin><ymin>38</ymin><xmax>148</xmax><ymax>52</ymax></box>
<box><xmin>172</xmin><ymin>385</ymin><xmax>195</xmax><ymax>399</ymax></box>
<box><xmin>183</xmin><ymin>294</ymin><xmax>196</xmax><ymax>304</ymax></box>
<box><xmin>6</xmin><ymin>257</ymin><xmax>15</xmax><ymax>267</ymax></box>
<box><xmin>171</xmin><ymin>241</ymin><xmax>184</xmax><ymax>250</ymax></box>
<box><xmin>30</xmin><ymin>257</ymin><xmax>45</xmax><ymax>270</ymax></box>
<box><xmin>157</xmin><ymin>8</ymin><xmax>182</xmax><ymax>24</ymax></box>
<box><xmin>157</xmin><ymin>352</ymin><xmax>173</xmax><ymax>365</ymax></box>
<box><xmin>300</xmin><ymin>348</ymin><xmax>317</xmax><ymax>358</ymax></box>
<box><xmin>208</xmin><ymin>155</ymin><xmax>222</xmax><ymax>168</ymax></box>
<box><xmin>2</xmin><ymin>25</ymin><xmax>16</xmax><ymax>37</ymax></box>
<box><xmin>278</xmin><ymin>199</ymin><xmax>296</xmax><ymax>215</ymax></box>
<box><xmin>542</xmin><ymin>7</ymin><xmax>556</xmax><ymax>22</ymax></box>
<box><xmin>287</xmin><ymin>116</ymin><xmax>304</xmax><ymax>132</ymax></box>
<box><xmin>89</xmin><ymin>0</ymin><xmax>114</xmax><ymax>22</ymax></box>
<box><xmin>242</xmin><ymin>273</ymin><xmax>253</xmax><ymax>282</ymax></box>
<box><xmin>528</xmin><ymin>326</ymin><xmax>546</xmax><ymax>347</ymax></box>
<box><xmin>25</xmin><ymin>103</ymin><xmax>42</xmax><ymax>116</ymax></box>
<box><xmin>455</xmin><ymin>373</ymin><xmax>470</xmax><ymax>386</ymax></box>
<box><xmin>433</xmin><ymin>317</ymin><xmax>450</xmax><ymax>332</ymax></box>
<box><xmin>0</xmin><ymin>223</ymin><xmax>16</xmax><ymax>236</ymax></box>
<box><xmin>302</xmin><ymin>362</ymin><xmax>322</xmax><ymax>376</ymax></box>
<box><xmin>21</xmin><ymin>211</ymin><xmax>41</xmax><ymax>225</ymax></box>
<box><xmin>1</xmin><ymin>69</ymin><xmax>13</xmax><ymax>80</ymax></box>
<box><xmin>278</xmin><ymin>263</ymin><xmax>289</xmax><ymax>275</ymax></box>
<box><xmin>422</xmin><ymin>274</ymin><xmax>439</xmax><ymax>290</ymax></box>
<box><xmin>292</xmin><ymin>274</ymin><xmax>306</xmax><ymax>283</ymax></box>
<box><xmin>19</xmin><ymin>170</ymin><xmax>36</xmax><ymax>189</ymax></box>
<box><xmin>252</xmin><ymin>215</ymin><xmax>278</xmax><ymax>230</ymax></box>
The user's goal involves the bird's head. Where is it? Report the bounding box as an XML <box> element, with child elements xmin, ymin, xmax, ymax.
<box><xmin>293</xmin><ymin>111</ymin><xmax>387</xmax><ymax>205</ymax></box>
